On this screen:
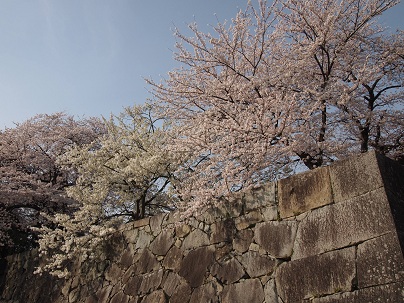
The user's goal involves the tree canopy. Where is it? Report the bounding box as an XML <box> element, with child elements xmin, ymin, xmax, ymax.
<box><xmin>148</xmin><ymin>0</ymin><xmax>403</xmax><ymax>214</ymax></box>
<box><xmin>0</xmin><ymin>113</ymin><xmax>105</xmax><ymax>256</ymax></box>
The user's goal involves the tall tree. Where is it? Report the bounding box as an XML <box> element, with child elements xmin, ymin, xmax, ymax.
<box><xmin>35</xmin><ymin>105</ymin><xmax>182</xmax><ymax>277</ymax></box>
<box><xmin>0</xmin><ymin>113</ymin><xmax>105</xmax><ymax>256</ymax></box>
<box><xmin>147</xmin><ymin>0</ymin><xmax>403</xmax><ymax>214</ymax></box>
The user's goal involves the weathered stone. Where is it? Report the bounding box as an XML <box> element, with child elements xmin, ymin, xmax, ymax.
<box><xmin>141</xmin><ymin>289</ymin><xmax>166</xmax><ymax>303</ymax></box>
<box><xmin>276</xmin><ymin>247</ymin><xmax>356</xmax><ymax>302</ymax></box>
<box><xmin>120</xmin><ymin>249</ymin><xmax>133</xmax><ymax>268</ymax></box>
<box><xmin>135</xmin><ymin>230</ymin><xmax>153</xmax><ymax>250</ymax></box>
<box><xmin>357</xmin><ymin>232</ymin><xmax>404</xmax><ymax>288</ymax></box>
<box><xmin>96</xmin><ymin>285</ymin><xmax>112</xmax><ymax>303</ymax></box>
<box><xmin>162</xmin><ymin>246</ymin><xmax>183</xmax><ymax>271</ymax></box>
<box><xmin>243</xmin><ymin>182</ymin><xmax>277</xmax><ymax>211</ymax></box>
<box><xmin>150</xmin><ymin>230</ymin><xmax>175</xmax><ymax>256</ymax></box>
<box><xmin>111</xmin><ymin>291</ymin><xmax>129</xmax><ymax>303</ymax></box>
<box><xmin>123</xmin><ymin>275</ymin><xmax>143</xmax><ymax>297</ymax></box>
<box><xmin>214</xmin><ymin>243</ymin><xmax>233</xmax><ymax>260</ymax></box>
<box><xmin>179</xmin><ymin>246</ymin><xmax>215</xmax><ymax>288</ymax></box>
<box><xmin>134</xmin><ymin>249</ymin><xmax>159</xmax><ymax>274</ymax></box>
<box><xmin>221</xmin><ymin>279</ymin><xmax>265</xmax><ymax>303</ymax></box>
<box><xmin>139</xmin><ymin>270</ymin><xmax>164</xmax><ymax>295</ymax></box>
<box><xmin>131</xmin><ymin>217</ymin><xmax>150</xmax><ymax>228</ymax></box>
<box><xmin>235</xmin><ymin>210</ymin><xmax>263</xmax><ymax>230</ymax></box>
<box><xmin>329</xmin><ymin>151</ymin><xmax>384</xmax><ymax>203</ymax></box>
<box><xmin>254</xmin><ymin>221</ymin><xmax>297</xmax><ymax>259</ymax></box>
<box><xmin>293</xmin><ymin>188</ymin><xmax>396</xmax><ymax>260</ymax></box>
<box><xmin>175</xmin><ymin>223</ymin><xmax>191</xmax><ymax>238</ymax></box>
<box><xmin>264</xmin><ymin>279</ymin><xmax>278</xmax><ymax>303</ymax></box>
<box><xmin>233</xmin><ymin>229</ymin><xmax>254</xmax><ymax>253</ymax></box>
<box><xmin>161</xmin><ymin>272</ymin><xmax>182</xmax><ymax>296</ymax></box>
<box><xmin>181</xmin><ymin>229</ymin><xmax>210</xmax><ymax>250</ymax></box>
<box><xmin>122</xmin><ymin>228</ymin><xmax>139</xmax><ymax>244</ymax></box>
<box><xmin>104</xmin><ymin>263</ymin><xmax>123</xmax><ymax>282</ymax></box>
<box><xmin>211</xmin><ymin>258</ymin><xmax>245</xmax><ymax>284</ymax></box>
<box><xmin>238</xmin><ymin>251</ymin><xmax>275</xmax><ymax>278</ymax></box>
<box><xmin>279</xmin><ymin>166</ymin><xmax>332</xmax><ymax>218</ymax></box>
<box><xmin>169</xmin><ymin>282</ymin><xmax>191</xmax><ymax>303</ymax></box>
<box><xmin>261</xmin><ymin>205</ymin><xmax>278</xmax><ymax>221</ymax></box>
<box><xmin>149</xmin><ymin>213</ymin><xmax>166</xmax><ymax>236</ymax></box>
<box><xmin>190</xmin><ymin>282</ymin><xmax>219</xmax><ymax>303</ymax></box>
<box><xmin>312</xmin><ymin>282</ymin><xmax>404</xmax><ymax>303</ymax></box>
<box><xmin>210</xmin><ymin>219</ymin><xmax>236</xmax><ymax>244</ymax></box>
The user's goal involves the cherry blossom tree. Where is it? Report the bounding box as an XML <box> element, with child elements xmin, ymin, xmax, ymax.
<box><xmin>0</xmin><ymin>113</ymin><xmax>105</xmax><ymax>256</ymax></box>
<box><xmin>35</xmin><ymin>105</ymin><xmax>182</xmax><ymax>277</ymax></box>
<box><xmin>147</xmin><ymin>0</ymin><xmax>403</xmax><ymax>214</ymax></box>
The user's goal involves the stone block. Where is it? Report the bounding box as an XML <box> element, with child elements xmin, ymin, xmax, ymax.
<box><xmin>357</xmin><ymin>232</ymin><xmax>404</xmax><ymax>288</ymax></box>
<box><xmin>264</xmin><ymin>279</ymin><xmax>278</xmax><ymax>303</ymax></box>
<box><xmin>133</xmin><ymin>249</ymin><xmax>159</xmax><ymax>274</ymax></box>
<box><xmin>141</xmin><ymin>289</ymin><xmax>166</xmax><ymax>303</ymax></box>
<box><xmin>329</xmin><ymin>151</ymin><xmax>384</xmax><ymax>203</ymax></box>
<box><xmin>221</xmin><ymin>279</ymin><xmax>265</xmax><ymax>303</ymax></box>
<box><xmin>233</xmin><ymin>229</ymin><xmax>254</xmax><ymax>253</ymax></box>
<box><xmin>150</xmin><ymin>229</ymin><xmax>175</xmax><ymax>256</ymax></box>
<box><xmin>276</xmin><ymin>247</ymin><xmax>356</xmax><ymax>302</ymax></box>
<box><xmin>190</xmin><ymin>282</ymin><xmax>219</xmax><ymax>303</ymax></box>
<box><xmin>122</xmin><ymin>228</ymin><xmax>139</xmax><ymax>244</ymax></box>
<box><xmin>124</xmin><ymin>275</ymin><xmax>142</xmax><ymax>297</ymax></box>
<box><xmin>293</xmin><ymin>188</ymin><xmax>396</xmax><ymax>260</ymax></box>
<box><xmin>120</xmin><ymin>249</ymin><xmax>134</xmax><ymax>269</ymax></box>
<box><xmin>261</xmin><ymin>205</ymin><xmax>278</xmax><ymax>221</ymax></box>
<box><xmin>169</xmin><ymin>282</ymin><xmax>191</xmax><ymax>303</ymax></box>
<box><xmin>211</xmin><ymin>258</ymin><xmax>245</xmax><ymax>284</ymax></box>
<box><xmin>312</xmin><ymin>282</ymin><xmax>404</xmax><ymax>303</ymax></box>
<box><xmin>254</xmin><ymin>221</ymin><xmax>297</xmax><ymax>259</ymax></box>
<box><xmin>161</xmin><ymin>272</ymin><xmax>182</xmax><ymax>296</ymax></box>
<box><xmin>242</xmin><ymin>182</ymin><xmax>277</xmax><ymax>211</ymax></box>
<box><xmin>110</xmin><ymin>291</ymin><xmax>129</xmax><ymax>303</ymax></box>
<box><xmin>181</xmin><ymin>229</ymin><xmax>210</xmax><ymax>250</ymax></box>
<box><xmin>210</xmin><ymin>219</ymin><xmax>236</xmax><ymax>244</ymax></box>
<box><xmin>139</xmin><ymin>270</ymin><xmax>164</xmax><ymax>295</ymax></box>
<box><xmin>105</xmin><ymin>263</ymin><xmax>123</xmax><ymax>282</ymax></box>
<box><xmin>235</xmin><ymin>210</ymin><xmax>263</xmax><ymax>230</ymax></box>
<box><xmin>131</xmin><ymin>217</ymin><xmax>150</xmax><ymax>228</ymax></box>
<box><xmin>162</xmin><ymin>246</ymin><xmax>183</xmax><ymax>271</ymax></box>
<box><xmin>237</xmin><ymin>251</ymin><xmax>275</xmax><ymax>278</ymax></box>
<box><xmin>149</xmin><ymin>213</ymin><xmax>166</xmax><ymax>236</ymax></box>
<box><xmin>135</xmin><ymin>230</ymin><xmax>153</xmax><ymax>250</ymax></box>
<box><xmin>175</xmin><ymin>223</ymin><xmax>191</xmax><ymax>238</ymax></box>
<box><xmin>279</xmin><ymin>166</ymin><xmax>332</xmax><ymax>218</ymax></box>
<box><xmin>178</xmin><ymin>246</ymin><xmax>215</xmax><ymax>288</ymax></box>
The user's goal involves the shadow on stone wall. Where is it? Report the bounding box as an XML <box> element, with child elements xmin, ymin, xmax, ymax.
<box><xmin>1</xmin><ymin>151</ymin><xmax>403</xmax><ymax>303</ymax></box>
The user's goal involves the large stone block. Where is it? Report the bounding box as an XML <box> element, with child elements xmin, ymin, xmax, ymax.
<box><xmin>150</xmin><ymin>229</ymin><xmax>175</xmax><ymax>256</ymax></box>
<box><xmin>211</xmin><ymin>258</ymin><xmax>245</xmax><ymax>284</ymax></box>
<box><xmin>279</xmin><ymin>166</ymin><xmax>332</xmax><ymax>218</ymax></box>
<box><xmin>221</xmin><ymin>279</ymin><xmax>265</xmax><ymax>303</ymax></box>
<box><xmin>276</xmin><ymin>247</ymin><xmax>356</xmax><ymax>303</ymax></box>
<box><xmin>237</xmin><ymin>251</ymin><xmax>275</xmax><ymax>278</ymax></box>
<box><xmin>254</xmin><ymin>221</ymin><xmax>297</xmax><ymax>259</ymax></box>
<box><xmin>312</xmin><ymin>282</ymin><xmax>404</xmax><ymax>303</ymax></box>
<box><xmin>232</xmin><ymin>229</ymin><xmax>254</xmax><ymax>253</ymax></box>
<box><xmin>181</xmin><ymin>229</ymin><xmax>210</xmax><ymax>251</ymax></box>
<box><xmin>141</xmin><ymin>289</ymin><xmax>166</xmax><ymax>303</ymax></box>
<box><xmin>329</xmin><ymin>151</ymin><xmax>384</xmax><ymax>203</ymax></box>
<box><xmin>210</xmin><ymin>219</ymin><xmax>236</xmax><ymax>244</ymax></box>
<box><xmin>178</xmin><ymin>246</ymin><xmax>215</xmax><ymax>288</ymax></box>
<box><xmin>190</xmin><ymin>282</ymin><xmax>219</xmax><ymax>303</ymax></box>
<box><xmin>162</xmin><ymin>246</ymin><xmax>183</xmax><ymax>271</ymax></box>
<box><xmin>293</xmin><ymin>188</ymin><xmax>396</xmax><ymax>260</ymax></box>
<box><xmin>357</xmin><ymin>232</ymin><xmax>404</xmax><ymax>288</ymax></box>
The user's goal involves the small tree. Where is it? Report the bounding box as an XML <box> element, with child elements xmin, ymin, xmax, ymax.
<box><xmin>0</xmin><ymin>113</ymin><xmax>104</xmax><ymax>256</ymax></box>
<box><xmin>35</xmin><ymin>105</ymin><xmax>182</xmax><ymax>277</ymax></box>
<box><xmin>147</xmin><ymin>0</ymin><xmax>403</xmax><ymax>213</ymax></box>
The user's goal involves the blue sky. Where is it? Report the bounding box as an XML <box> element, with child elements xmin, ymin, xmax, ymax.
<box><xmin>0</xmin><ymin>0</ymin><xmax>403</xmax><ymax>129</ymax></box>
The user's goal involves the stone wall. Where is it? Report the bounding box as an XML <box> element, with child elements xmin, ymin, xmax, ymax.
<box><xmin>1</xmin><ymin>151</ymin><xmax>403</xmax><ymax>302</ymax></box>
